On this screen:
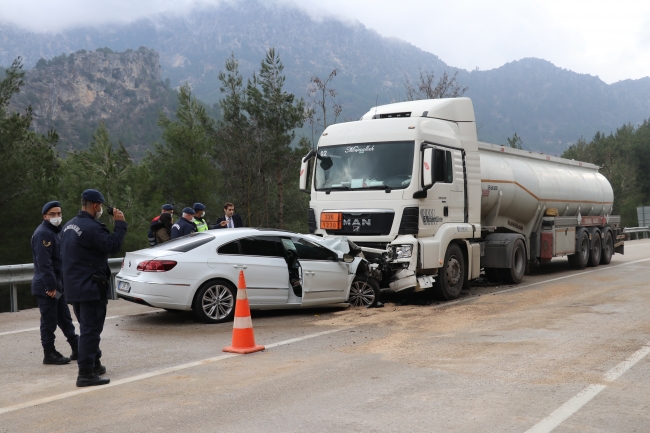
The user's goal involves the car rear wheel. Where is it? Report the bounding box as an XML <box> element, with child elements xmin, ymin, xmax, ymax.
<box><xmin>349</xmin><ymin>277</ymin><xmax>380</xmax><ymax>308</ymax></box>
<box><xmin>192</xmin><ymin>279</ymin><xmax>236</xmax><ymax>323</ymax></box>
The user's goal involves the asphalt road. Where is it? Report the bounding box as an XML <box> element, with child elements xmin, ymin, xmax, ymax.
<box><xmin>1</xmin><ymin>240</ymin><xmax>650</xmax><ymax>432</ymax></box>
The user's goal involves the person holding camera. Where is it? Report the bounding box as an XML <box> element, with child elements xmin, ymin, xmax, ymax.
<box><xmin>31</xmin><ymin>201</ymin><xmax>79</xmax><ymax>366</ymax></box>
<box><xmin>60</xmin><ymin>189</ymin><xmax>127</xmax><ymax>387</ymax></box>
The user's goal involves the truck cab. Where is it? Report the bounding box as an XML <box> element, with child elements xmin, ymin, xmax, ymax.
<box><xmin>300</xmin><ymin>98</ymin><xmax>483</xmax><ymax>298</ymax></box>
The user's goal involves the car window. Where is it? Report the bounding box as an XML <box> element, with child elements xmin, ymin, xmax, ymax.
<box><xmin>151</xmin><ymin>233</ymin><xmax>215</xmax><ymax>252</ymax></box>
<box><xmin>240</xmin><ymin>236</ymin><xmax>284</xmax><ymax>257</ymax></box>
<box><xmin>217</xmin><ymin>240</ymin><xmax>240</xmax><ymax>255</ymax></box>
<box><xmin>287</xmin><ymin>237</ymin><xmax>336</xmax><ymax>261</ymax></box>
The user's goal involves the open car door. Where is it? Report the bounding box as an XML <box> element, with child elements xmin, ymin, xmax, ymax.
<box><xmin>280</xmin><ymin>236</ymin><xmax>350</xmax><ymax>306</ymax></box>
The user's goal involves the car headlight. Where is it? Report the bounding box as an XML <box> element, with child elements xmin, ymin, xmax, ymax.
<box><xmin>392</xmin><ymin>244</ymin><xmax>412</xmax><ymax>259</ymax></box>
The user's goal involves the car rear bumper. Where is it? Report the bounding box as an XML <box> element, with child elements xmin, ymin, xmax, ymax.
<box><xmin>115</xmin><ymin>277</ymin><xmax>194</xmax><ymax>310</ymax></box>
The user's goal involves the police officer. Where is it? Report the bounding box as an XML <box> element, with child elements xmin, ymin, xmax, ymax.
<box><xmin>193</xmin><ymin>203</ymin><xmax>208</xmax><ymax>232</ymax></box>
<box><xmin>61</xmin><ymin>189</ymin><xmax>127</xmax><ymax>387</ymax></box>
<box><xmin>171</xmin><ymin>207</ymin><xmax>197</xmax><ymax>239</ymax></box>
<box><xmin>31</xmin><ymin>201</ymin><xmax>79</xmax><ymax>365</ymax></box>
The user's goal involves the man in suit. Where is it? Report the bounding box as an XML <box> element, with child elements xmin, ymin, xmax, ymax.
<box><xmin>213</xmin><ymin>202</ymin><xmax>244</xmax><ymax>229</ymax></box>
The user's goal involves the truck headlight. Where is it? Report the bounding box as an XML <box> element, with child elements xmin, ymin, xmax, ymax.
<box><xmin>392</xmin><ymin>244</ymin><xmax>412</xmax><ymax>259</ymax></box>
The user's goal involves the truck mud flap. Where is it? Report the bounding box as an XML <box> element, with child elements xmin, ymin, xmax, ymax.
<box><xmin>614</xmin><ymin>242</ymin><xmax>624</xmax><ymax>255</ymax></box>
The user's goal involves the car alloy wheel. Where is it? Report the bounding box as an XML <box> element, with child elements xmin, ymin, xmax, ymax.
<box><xmin>349</xmin><ymin>277</ymin><xmax>380</xmax><ymax>308</ymax></box>
<box><xmin>202</xmin><ymin>284</ymin><xmax>234</xmax><ymax>320</ymax></box>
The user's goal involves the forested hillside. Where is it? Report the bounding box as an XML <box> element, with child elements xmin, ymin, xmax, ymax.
<box><xmin>1</xmin><ymin>1</ymin><xmax>649</xmax><ymax>153</ymax></box>
<box><xmin>8</xmin><ymin>47</ymin><xmax>182</xmax><ymax>158</ymax></box>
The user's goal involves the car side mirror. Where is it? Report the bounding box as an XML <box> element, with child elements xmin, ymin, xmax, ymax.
<box><xmin>341</xmin><ymin>253</ymin><xmax>354</xmax><ymax>263</ymax></box>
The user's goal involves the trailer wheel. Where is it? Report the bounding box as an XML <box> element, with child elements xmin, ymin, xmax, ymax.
<box><xmin>499</xmin><ymin>239</ymin><xmax>526</xmax><ymax>284</ymax></box>
<box><xmin>568</xmin><ymin>231</ymin><xmax>590</xmax><ymax>269</ymax></box>
<box><xmin>435</xmin><ymin>243</ymin><xmax>465</xmax><ymax>300</ymax></box>
<box><xmin>587</xmin><ymin>232</ymin><xmax>602</xmax><ymax>267</ymax></box>
<box><xmin>600</xmin><ymin>231</ymin><xmax>614</xmax><ymax>265</ymax></box>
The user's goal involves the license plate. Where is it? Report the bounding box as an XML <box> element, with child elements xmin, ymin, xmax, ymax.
<box><xmin>117</xmin><ymin>281</ymin><xmax>131</xmax><ymax>293</ymax></box>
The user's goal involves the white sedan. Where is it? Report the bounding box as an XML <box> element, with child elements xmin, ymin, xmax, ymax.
<box><xmin>115</xmin><ymin>228</ymin><xmax>380</xmax><ymax>323</ymax></box>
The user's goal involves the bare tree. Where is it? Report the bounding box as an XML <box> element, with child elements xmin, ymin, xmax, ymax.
<box><xmin>507</xmin><ymin>133</ymin><xmax>523</xmax><ymax>150</ymax></box>
<box><xmin>307</xmin><ymin>69</ymin><xmax>342</xmax><ymax>147</ymax></box>
<box><xmin>403</xmin><ymin>69</ymin><xmax>468</xmax><ymax>101</ymax></box>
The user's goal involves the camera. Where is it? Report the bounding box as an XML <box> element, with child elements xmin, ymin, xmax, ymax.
<box><xmin>107</xmin><ymin>206</ymin><xmax>114</xmax><ymax>216</ymax></box>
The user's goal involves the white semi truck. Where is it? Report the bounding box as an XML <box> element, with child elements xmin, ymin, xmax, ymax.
<box><xmin>299</xmin><ymin>98</ymin><xmax>624</xmax><ymax>299</ymax></box>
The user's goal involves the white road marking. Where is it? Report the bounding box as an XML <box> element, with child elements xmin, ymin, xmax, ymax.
<box><xmin>525</xmin><ymin>344</ymin><xmax>650</xmax><ymax>433</ymax></box>
<box><xmin>0</xmin><ymin>310</ymin><xmax>163</xmax><ymax>337</ymax></box>
<box><xmin>0</xmin><ymin>327</ymin><xmax>347</xmax><ymax>415</ymax></box>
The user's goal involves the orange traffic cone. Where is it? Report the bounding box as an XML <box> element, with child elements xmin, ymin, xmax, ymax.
<box><xmin>223</xmin><ymin>270</ymin><xmax>265</xmax><ymax>354</ymax></box>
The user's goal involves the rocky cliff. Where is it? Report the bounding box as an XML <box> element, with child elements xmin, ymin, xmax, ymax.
<box><xmin>10</xmin><ymin>47</ymin><xmax>178</xmax><ymax>157</ymax></box>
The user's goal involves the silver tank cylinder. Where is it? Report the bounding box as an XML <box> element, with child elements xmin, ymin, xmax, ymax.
<box><xmin>479</xmin><ymin>143</ymin><xmax>614</xmax><ymax>228</ymax></box>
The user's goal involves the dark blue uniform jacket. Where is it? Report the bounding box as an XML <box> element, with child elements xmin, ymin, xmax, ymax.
<box><xmin>171</xmin><ymin>217</ymin><xmax>196</xmax><ymax>239</ymax></box>
<box><xmin>61</xmin><ymin>211</ymin><xmax>128</xmax><ymax>302</ymax></box>
<box><xmin>31</xmin><ymin>221</ymin><xmax>63</xmax><ymax>296</ymax></box>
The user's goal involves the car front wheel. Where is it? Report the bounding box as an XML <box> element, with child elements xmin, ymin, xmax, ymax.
<box><xmin>192</xmin><ymin>279</ymin><xmax>237</xmax><ymax>323</ymax></box>
<box><xmin>348</xmin><ymin>277</ymin><xmax>380</xmax><ymax>308</ymax></box>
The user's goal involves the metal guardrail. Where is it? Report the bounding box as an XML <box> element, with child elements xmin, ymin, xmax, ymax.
<box><xmin>0</xmin><ymin>258</ymin><xmax>123</xmax><ymax>313</ymax></box>
<box><xmin>623</xmin><ymin>227</ymin><xmax>650</xmax><ymax>240</ymax></box>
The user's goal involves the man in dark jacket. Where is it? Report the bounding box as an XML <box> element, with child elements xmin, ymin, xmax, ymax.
<box><xmin>171</xmin><ymin>207</ymin><xmax>197</xmax><ymax>239</ymax></box>
<box><xmin>61</xmin><ymin>189</ymin><xmax>127</xmax><ymax>387</ymax></box>
<box><xmin>213</xmin><ymin>202</ymin><xmax>244</xmax><ymax>229</ymax></box>
<box><xmin>147</xmin><ymin>204</ymin><xmax>174</xmax><ymax>246</ymax></box>
<box><xmin>31</xmin><ymin>201</ymin><xmax>79</xmax><ymax>365</ymax></box>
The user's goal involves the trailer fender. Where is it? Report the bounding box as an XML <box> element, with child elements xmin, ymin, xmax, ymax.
<box><xmin>418</xmin><ymin>223</ymin><xmax>473</xmax><ymax>270</ymax></box>
<box><xmin>481</xmin><ymin>232</ymin><xmax>527</xmax><ymax>268</ymax></box>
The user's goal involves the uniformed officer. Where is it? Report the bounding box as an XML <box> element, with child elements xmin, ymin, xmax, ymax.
<box><xmin>193</xmin><ymin>203</ymin><xmax>209</xmax><ymax>232</ymax></box>
<box><xmin>31</xmin><ymin>201</ymin><xmax>79</xmax><ymax>365</ymax></box>
<box><xmin>61</xmin><ymin>189</ymin><xmax>127</xmax><ymax>387</ymax></box>
<box><xmin>171</xmin><ymin>207</ymin><xmax>197</xmax><ymax>239</ymax></box>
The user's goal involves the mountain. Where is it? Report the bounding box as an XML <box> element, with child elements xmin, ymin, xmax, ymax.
<box><xmin>1</xmin><ymin>1</ymin><xmax>649</xmax><ymax>154</ymax></box>
<box><xmin>7</xmin><ymin>47</ymin><xmax>179</xmax><ymax>158</ymax></box>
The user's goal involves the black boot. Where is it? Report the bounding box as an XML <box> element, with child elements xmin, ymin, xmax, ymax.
<box><xmin>94</xmin><ymin>359</ymin><xmax>106</xmax><ymax>376</ymax></box>
<box><xmin>76</xmin><ymin>368</ymin><xmax>110</xmax><ymax>387</ymax></box>
<box><xmin>43</xmin><ymin>348</ymin><xmax>71</xmax><ymax>365</ymax></box>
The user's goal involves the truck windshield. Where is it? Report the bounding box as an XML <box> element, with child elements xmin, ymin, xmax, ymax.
<box><xmin>315</xmin><ymin>141</ymin><xmax>415</xmax><ymax>191</ymax></box>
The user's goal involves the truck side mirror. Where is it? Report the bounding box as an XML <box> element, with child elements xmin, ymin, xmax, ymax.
<box><xmin>423</xmin><ymin>147</ymin><xmax>433</xmax><ymax>188</ymax></box>
<box><xmin>299</xmin><ymin>150</ymin><xmax>315</xmax><ymax>192</ymax></box>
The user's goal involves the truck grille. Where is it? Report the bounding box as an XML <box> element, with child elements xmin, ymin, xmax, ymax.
<box><xmin>325</xmin><ymin>212</ymin><xmax>395</xmax><ymax>236</ymax></box>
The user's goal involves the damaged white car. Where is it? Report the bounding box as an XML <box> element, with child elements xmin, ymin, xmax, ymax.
<box><xmin>115</xmin><ymin>228</ymin><xmax>381</xmax><ymax>323</ymax></box>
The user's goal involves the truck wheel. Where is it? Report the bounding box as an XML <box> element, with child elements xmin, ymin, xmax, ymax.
<box><xmin>587</xmin><ymin>232</ymin><xmax>602</xmax><ymax>267</ymax></box>
<box><xmin>499</xmin><ymin>239</ymin><xmax>526</xmax><ymax>284</ymax></box>
<box><xmin>349</xmin><ymin>276</ymin><xmax>380</xmax><ymax>308</ymax></box>
<box><xmin>568</xmin><ymin>231</ymin><xmax>589</xmax><ymax>269</ymax></box>
<box><xmin>192</xmin><ymin>279</ymin><xmax>236</xmax><ymax>323</ymax></box>
<box><xmin>435</xmin><ymin>243</ymin><xmax>465</xmax><ymax>300</ymax></box>
<box><xmin>600</xmin><ymin>231</ymin><xmax>614</xmax><ymax>265</ymax></box>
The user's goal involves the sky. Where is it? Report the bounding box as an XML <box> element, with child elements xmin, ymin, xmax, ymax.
<box><xmin>1</xmin><ymin>0</ymin><xmax>649</xmax><ymax>84</ymax></box>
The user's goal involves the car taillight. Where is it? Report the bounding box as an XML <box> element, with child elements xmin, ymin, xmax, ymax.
<box><xmin>121</xmin><ymin>259</ymin><xmax>124</xmax><ymax>268</ymax></box>
<box><xmin>137</xmin><ymin>260</ymin><xmax>177</xmax><ymax>272</ymax></box>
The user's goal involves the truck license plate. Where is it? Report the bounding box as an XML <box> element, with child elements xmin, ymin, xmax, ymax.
<box><xmin>117</xmin><ymin>281</ymin><xmax>131</xmax><ymax>293</ymax></box>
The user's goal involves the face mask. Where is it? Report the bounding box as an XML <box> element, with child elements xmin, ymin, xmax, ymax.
<box><xmin>95</xmin><ymin>207</ymin><xmax>103</xmax><ymax>219</ymax></box>
<box><xmin>49</xmin><ymin>217</ymin><xmax>62</xmax><ymax>226</ymax></box>
<box><xmin>201</xmin><ymin>212</ymin><xmax>206</xmax><ymax>218</ymax></box>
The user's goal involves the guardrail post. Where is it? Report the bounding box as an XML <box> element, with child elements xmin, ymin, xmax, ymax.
<box><xmin>9</xmin><ymin>284</ymin><xmax>18</xmax><ymax>312</ymax></box>
<box><xmin>110</xmin><ymin>275</ymin><xmax>118</xmax><ymax>300</ymax></box>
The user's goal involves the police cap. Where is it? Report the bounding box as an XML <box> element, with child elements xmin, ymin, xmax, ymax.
<box><xmin>182</xmin><ymin>207</ymin><xmax>196</xmax><ymax>215</ymax></box>
<box><xmin>81</xmin><ymin>189</ymin><xmax>105</xmax><ymax>204</ymax></box>
<box><xmin>42</xmin><ymin>201</ymin><xmax>61</xmax><ymax>215</ymax></box>
<box><xmin>193</xmin><ymin>203</ymin><xmax>206</xmax><ymax>211</ymax></box>
<box><xmin>161</xmin><ymin>204</ymin><xmax>174</xmax><ymax>211</ymax></box>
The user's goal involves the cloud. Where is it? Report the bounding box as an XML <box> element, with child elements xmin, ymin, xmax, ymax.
<box><xmin>1</xmin><ymin>0</ymin><xmax>650</xmax><ymax>83</ymax></box>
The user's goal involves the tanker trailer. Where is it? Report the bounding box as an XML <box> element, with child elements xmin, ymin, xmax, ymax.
<box><xmin>299</xmin><ymin>97</ymin><xmax>624</xmax><ymax>300</ymax></box>
<box><xmin>479</xmin><ymin>142</ymin><xmax>622</xmax><ymax>284</ymax></box>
